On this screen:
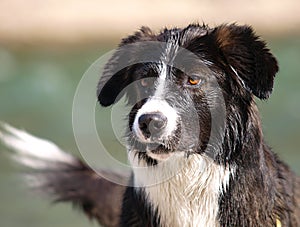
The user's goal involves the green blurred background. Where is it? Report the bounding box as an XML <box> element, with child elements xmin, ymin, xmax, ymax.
<box><xmin>0</xmin><ymin>1</ymin><xmax>299</xmax><ymax>227</ymax></box>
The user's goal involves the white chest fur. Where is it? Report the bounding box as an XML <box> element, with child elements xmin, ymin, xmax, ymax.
<box><xmin>130</xmin><ymin>153</ymin><xmax>234</xmax><ymax>227</ymax></box>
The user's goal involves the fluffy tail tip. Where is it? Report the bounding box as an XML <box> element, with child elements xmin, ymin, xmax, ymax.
<box><xmin>0</xmin><ymin>122</ymin><xmax>77</xmax><ymax>170</ymax></box>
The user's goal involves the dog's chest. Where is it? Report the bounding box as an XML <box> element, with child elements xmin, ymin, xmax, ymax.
<box><xmin>132</xmin><ymin>154</ymin><xmax>233</xmax><ymax>227</ymax></box>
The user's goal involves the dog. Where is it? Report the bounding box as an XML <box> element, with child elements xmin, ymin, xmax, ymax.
<box><xmin>1</xmin><ymin>23</ymin><xmax>299</xmax><ymax>227</ymax></box>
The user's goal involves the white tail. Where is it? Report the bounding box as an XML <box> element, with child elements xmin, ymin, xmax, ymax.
<box><xmin>0</xmin><ymin>123</ymin><xmax>77</xmax><ymax>169</ymax></box>
<box><xmin>0</xmin><ymin>122</ymin><xmax>125</xmax><ymax>227</ymax></box>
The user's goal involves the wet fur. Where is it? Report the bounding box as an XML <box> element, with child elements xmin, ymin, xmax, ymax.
<box><xmin>1</xmin><ymin>23</ymin><xmax>299</xmax><ymax>227</ymax></box>
<box><xmin>98</xmin><ymin>24</ymin><xmax>300</xmax><ymax>226</ymax></box>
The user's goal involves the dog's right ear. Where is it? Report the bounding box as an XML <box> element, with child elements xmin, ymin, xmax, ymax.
<box><xmin>97</xmin><ymin>62</ymin><xmax>131</xmax><ymax>107</ymax></box>
<box><xmin>97</xmin><ymin>27</ymin><xmax>154</xmax><ymax>107</ymax></box>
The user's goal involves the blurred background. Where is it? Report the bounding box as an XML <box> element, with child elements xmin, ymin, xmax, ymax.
<box><xmin>0</xmin><ymin>0</ymin><xmax>299</xmax><ymax>226</ymax></box>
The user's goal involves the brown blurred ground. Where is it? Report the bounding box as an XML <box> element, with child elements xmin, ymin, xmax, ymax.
<box><xmin>0</xmin><ymin>0</ymin><xmax>299</xmax><ymax>46</ymax></box>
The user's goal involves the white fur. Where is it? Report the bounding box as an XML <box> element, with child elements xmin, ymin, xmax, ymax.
<box><xmin>129</xmin><ymin>35</ymin><xmax>236</xmax><ymax>225</ymax></box>
<box><xmin>155</xmin><ymin>36</ymin><xmax>179</xmax><ymax>97</ymax></box>
<box><xmin>230</xmin><ymin>65</ymin><xmax>247</xmax><ymax>89</ymax></box>
<box><xmin>0</xmin><ymin>123</ymin><xmax>76</xmax><ymax>169</ymax></box>
<box><xmin>130</xmin><ymin>152</ymin><xmax>235</xmax><ymax>227</ymax></box>
<box><xmin>133</xmin><ymin>38</ymin><xmax>181</xmax><ymax>143</ymax></box>
<box><xmin>154</xmin><ymin>62</ymin><xmax>167</xmax><ymax>97</ymax></box>
<box><xmin>133</xmin><ymin>99</ymin><xmax>178</xmax><ymax>142</ymax></box>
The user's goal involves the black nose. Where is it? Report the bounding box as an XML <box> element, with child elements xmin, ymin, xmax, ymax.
<box><xmin>138</xmin><ymin>113</ymin><xmax>167</xmax><ymax>138</ymax></box>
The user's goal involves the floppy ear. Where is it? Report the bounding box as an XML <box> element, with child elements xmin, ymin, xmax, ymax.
<box><xmin>97</xmin><ymin>27</ymin><xmax>154</xmax><ymax>106</ymax></box>
<box><xmin>212</xmin><ymin>24</ymin><xmax>279</xmax><ymax>99</ymax></box>
<box><xmin>97</xmin><ymin>66</ymin><xmax>131</xmax><ymax>107</ymax></box>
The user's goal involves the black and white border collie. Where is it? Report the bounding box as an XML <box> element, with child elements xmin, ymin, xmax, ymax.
<box><xmin>1</xmin><ymin>24</ymin><xmax>299</xmax><ymax>227</ymax></box>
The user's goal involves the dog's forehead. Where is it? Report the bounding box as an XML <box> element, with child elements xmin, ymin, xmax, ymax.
<box><xmin>155</xmin><ymin>26</ymin><xmax>211</xmax><ymax>69</ymax></box>
<box><xmin>130</xmin><ymin>26</ymin><xmax>213</xmax><ymax>78</ymax></box>
<box><xmin>132</xmin><ymin>54</ymin><xmax>211</xmax><ymax>80</ymax></box>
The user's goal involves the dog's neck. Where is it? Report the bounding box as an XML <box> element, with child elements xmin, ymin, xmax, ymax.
<box><xmin>131</xmin><ymin>153</ymin><xmax>235</xmax><ymax>227</ymax></box>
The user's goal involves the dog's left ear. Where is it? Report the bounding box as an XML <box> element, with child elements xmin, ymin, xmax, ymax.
<box><xmin>212</xmin><ymin>24</ymin><xmax>279</xmax><ymax>99</ymax></box>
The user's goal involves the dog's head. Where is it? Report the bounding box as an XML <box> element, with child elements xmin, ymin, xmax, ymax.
<box><xmin>97</xmin><ymin>24</ymin><xmax>278</xmax><ymax>165</ymax></box>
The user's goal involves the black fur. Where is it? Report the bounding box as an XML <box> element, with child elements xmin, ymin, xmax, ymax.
<box><xmin>3</xmin><ymin>23</ymin><xmax>297</xmax><ymax>227</ymax></box>
<box><xmin>98</xmin><ymin>24</ymin><xmax>300</xmax><ymax>226</ymax></box>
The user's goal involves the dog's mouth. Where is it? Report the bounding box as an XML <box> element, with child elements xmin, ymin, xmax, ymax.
<box><xmin>129</xmin><ymin>125</ymin><xmax>183</xmax><ymax>161</ymax></box>
<box><xmin>145</xmin><ymin>143</ymin><xmax>174</xmax><ymax>160</ymax></box>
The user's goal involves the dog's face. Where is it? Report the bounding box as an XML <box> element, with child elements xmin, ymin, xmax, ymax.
<box><xmin>97</xmin><ymin>24</ymin><xmax>278</xmax><ymax>165</ymax></box>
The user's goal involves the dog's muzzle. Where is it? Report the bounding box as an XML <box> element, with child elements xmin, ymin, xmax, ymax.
<box><xmin>138</xmin><ymin>112</ymin><xmax>168</xmax><ymax>139</ymax></box>
<box><xmin>133</xmin><ymin>99</ymin><xmax>178</xmax><ymax>143</ymax></box>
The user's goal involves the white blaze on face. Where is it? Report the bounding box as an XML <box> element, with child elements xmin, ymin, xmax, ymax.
<box><xmin>154</xmin><ymin>62</ymin><xmax>167</xmax><ymax>97</ymax></box>
<box><xmin>133</xmin><ymin>98</ymin><xmax>178</xmax><ymax>142</ymax></box>
<box><xmin>154</xmin><ymin>36</ymin><xmax>178</xmax><ymax>97</ymax></box>
<box><xmin>132</xmin><ymin>58</ymin><xmax>180</xmax><ymax>143</ymax></box>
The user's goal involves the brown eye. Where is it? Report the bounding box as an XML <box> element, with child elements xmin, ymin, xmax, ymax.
<box><xmin>140</xmin><ymin>78</ymin><xmax>154</xmax><ymax>87</ymax></box>
<box><xmin>187</xmin><ymin>76</ymin><xmax>202</xmax><ymax>86</ymax></box>
<box><xmin>140</xmin><ymin>78</ymin><xmax>149</xmax><ymax>87</ymax></box>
